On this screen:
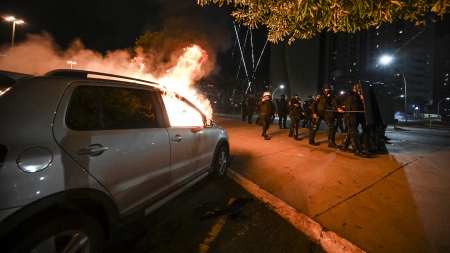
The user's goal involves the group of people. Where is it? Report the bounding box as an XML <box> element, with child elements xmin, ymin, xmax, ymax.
<box><xmin>241</xmin><ymin>83</ymin><xmax>387</xmax><ymax>157</ymax></box>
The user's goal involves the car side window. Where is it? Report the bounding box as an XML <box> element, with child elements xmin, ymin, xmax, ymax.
<box><xmin>67</xmin><ymin>85</ymin><xmax>158</xmax><ymax>130</ymax></box>
<box><xmin>162</xmin><ymin>95</ymin><xmax>204</xmax><ymax>127</ymax></box>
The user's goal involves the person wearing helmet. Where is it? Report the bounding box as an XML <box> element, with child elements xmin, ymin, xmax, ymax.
<box><xmin>338</xmin><ymin>84</ymin><xmax>371</xmax><ymax>157</ymax></box>
<box><xmin>309</xmin><ymin>84</ymin><xmax>343</xmax><ymax>147</ymax></box>
<box><xmin>258</xmin><ymin>91</ymin><xmax>273</xmax><ymax>140</ymax></box>
<box><xmin>277</xmin><ymin>94</ymin><xmax>289</xmax><ymax>129</ymax></box>
<box><xmin>288</xmin><ymin>93</ymin><xmax>303</xmax><ymax>140</ymax></box>
<box><xmin>302</xmin><ymin>95</ymin><xmax>314</xmax><ymax>129</ymax></box>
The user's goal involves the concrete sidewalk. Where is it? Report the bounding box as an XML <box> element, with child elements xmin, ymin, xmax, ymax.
<box><xmin>214</xmin><ymin>115</ymin><xmax>450</xmax><ymax>253</ymax></box>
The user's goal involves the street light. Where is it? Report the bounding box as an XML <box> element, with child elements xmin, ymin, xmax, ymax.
<box><xmin>380</xmin><ymin>55</ymin><xmax>408</xmax><ymax>122</ymax></box>
<box><xmin>272</xmin><ymin>85</ymin><xmax>284</xmax><ymax>99</ymax></box>
<box><xmin>4</xmin><ymin>16</ymin><xmax>25</xmax><ymax>48</ymax></box>
<box><xmin>67</xmin><ymin>61</ymin><xmax>77</xmax><ymax>69</ymax></box>
<box><xmin>414</xmin><ymin>106</ymin><xmax>420</xmax><ymax>118</ymax></box>
<box><xmin>437</xmin><ymin>98</ymin><xmax>450</xmax><ymax>117</ymax></box>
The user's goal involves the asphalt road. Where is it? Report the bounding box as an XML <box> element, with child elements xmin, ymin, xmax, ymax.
<box><xmin>102</xmin><ymin>176</ymin><xmax>325</xmax><ymax>253</ymax></box>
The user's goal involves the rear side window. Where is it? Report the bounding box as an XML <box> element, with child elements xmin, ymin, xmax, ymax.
<box><xmin>0</xmin><ymin>74</ymin><xmax>15</xmax><ymax>97</ymax></box>
<box><xmin>67</xmin><ymin>86</ymin><xmax>159</xmax><ymax>130</ymax></box>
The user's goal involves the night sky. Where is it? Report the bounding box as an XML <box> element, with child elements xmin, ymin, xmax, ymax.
<box><xmin>0</xmin><ymin>0</ymin><xmax>235</xmax><ymax>52</ymax></box>
<box><xmin>1</xmin><ymin>1</ymin><xmax>266</xmax><ymax>87</ymax></box>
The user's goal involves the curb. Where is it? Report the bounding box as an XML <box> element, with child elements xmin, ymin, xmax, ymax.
<box><xmin>393</xmin><ymin>125</ymin><xmax>410</xmax><ymax>131</ymax></box>
<box><xmin>227</xmin><ymin>169</ymin><xmax>366</xmax><ymax>253</ymax></box>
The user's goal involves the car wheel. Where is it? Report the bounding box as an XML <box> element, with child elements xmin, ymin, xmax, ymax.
<box><xmin>10</xmin><ymin>213</ymin><xmax>104</xmax><ymax>253</ymax></box>
<box><xmin>212</xmin><ymin>145</ymin><xmax>228</xmax><ymax>179</ymax></box>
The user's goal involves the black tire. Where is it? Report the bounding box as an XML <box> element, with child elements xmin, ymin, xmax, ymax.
<box><xmin>9</xmin><ymin>213</ymin><xmax>104</xmax><ymax>253</ymax></box>
<box><xmin>211</xmin><ymin>145</ymin><xmax>229</xmax><ymax>179</ymax></box>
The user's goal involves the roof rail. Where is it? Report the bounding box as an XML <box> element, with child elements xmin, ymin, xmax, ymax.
<box><xmin>0</xmin><ymin>70</ymin><xmax>32</xmax><ymax>82</ymax></box>
<box><xmin>45</xmin><ymin>69</ymin><xmax>159</xmax><ymax>86</ymax></box>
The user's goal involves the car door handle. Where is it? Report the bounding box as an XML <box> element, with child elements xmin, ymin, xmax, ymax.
<box><xmin>77</xmin><ymin>144</ymin><xmax>108</xmax><ymax>156</ymax></box>
<box><xmin>171</xmin><ymin>135</ymin><xmax>183</xmax><ymax>142</ymax></box>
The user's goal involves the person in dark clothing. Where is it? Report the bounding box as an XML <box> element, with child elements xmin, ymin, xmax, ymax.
<box><xmin>288</xmin><ymin>93</ymin><xmax>303</xmax><ymax>140</ymax></box>
<box><xmin>254</xmin><ymin>96</ymin><xmax>262</xmax><ymax>125</ymax></box>
<box><xmin>302</xmin><ymin>95</ymin><xmax>313</xmax><ymax>129</ymax></box>
<box><xmin>338</xmin><ymin>84</ymin><xmax>370</xmax><ymax>157</ymax></box>
<box><xmin>241</xmin><ymin>93</ymin><xmax>256</xmax><ymax>124</ymax></box>
<box><xmin>277</xmin><ymin>94</ymin><xmax>289</xmax><ymax>129</ymax></box>
<box><xmin>270</xmin><ymin>100</ymin><xmax>277</xmax><ymax>123</ymax></box>
<box><xmin>335</xmin><ymin>112</ymin><xmax>346</xmax><ymax>133</ymax></box>
<box><xmin>309</xmin><ymin>84</ymin><xmax>343</xmax><ymax>147</ymax></box>
<box><xmin>258</xmin><ymin>91</ymin><xmax>273</xmax><ymax>140</ymax></box>
<box><xmin>241</xmin><ymin>97</ymin><xmax>247</xmax><ymax>121</ymax></box>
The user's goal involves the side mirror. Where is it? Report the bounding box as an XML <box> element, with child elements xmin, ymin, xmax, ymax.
<box><xmin>205</xmin><ymin>119</ymin><xmax>214</xmax><ymax>127</ymax></box>
<box><xmin>191</xmin><ymin>119</ymin><xmax>214</xmax><ymax>133</ymax></box>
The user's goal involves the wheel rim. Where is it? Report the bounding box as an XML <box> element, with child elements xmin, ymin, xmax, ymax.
<box><xmin>217</xmin><ymin>150</ymin><xmax>228</xmax><ymax>175</ymax></box>
<box><xmin>31</xmin><ymin>230</ymin><xmax>90</xmax><ymax>253</ymax></box>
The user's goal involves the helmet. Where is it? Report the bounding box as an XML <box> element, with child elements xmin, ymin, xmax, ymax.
<box><xmin>323</xmin><ymin>84</ymin><xmax>331</xmax><ymax>90</ymax></box>
<box><xmin>352</xmin><ymin>83</ymin><xmax>361</xmax><ymax>94</ymax></box>
<box><xmin>263</xmin><ymin>91</ymin><xmax>271</xmax><ymax>97</ymax></box>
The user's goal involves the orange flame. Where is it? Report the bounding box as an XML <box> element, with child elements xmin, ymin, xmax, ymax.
<box><xmin>156</xmin><ymin>45</ymin><xmax>212</xmax><ymax>126</ymax></box>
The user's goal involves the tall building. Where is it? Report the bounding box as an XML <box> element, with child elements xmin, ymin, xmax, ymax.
<box><xmin>325</xmin><ymin>31</ymin><xmax>365</xmax><ymax>93</ymax></box>
<box><xmin>433</xmin><ymin>17</ymin><xmax>450</xmax><ymax>115</ymax></box>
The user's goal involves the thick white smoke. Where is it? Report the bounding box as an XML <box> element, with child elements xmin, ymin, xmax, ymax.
<box><xmin>0</xmin><ymin>32</ymin><xmax>214</xmax><ymax>121</ymax></box>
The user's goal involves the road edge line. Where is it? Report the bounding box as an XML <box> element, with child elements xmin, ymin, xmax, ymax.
<box><xmin>227</xmin><ymin>169</ymin><xmax>366</xmax><ymax>253</ymax></box>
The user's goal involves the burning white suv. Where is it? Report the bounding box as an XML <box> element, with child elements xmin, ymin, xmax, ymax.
<box><xmin>0</xmin><ymin>69</ymin><xmax>229</xmax><ymax>252</ymax></box>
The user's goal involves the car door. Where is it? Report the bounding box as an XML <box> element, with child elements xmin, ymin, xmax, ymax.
<box><xmin>167</xmin><ymin>126</ymin><xmax>218</xmax><ymax>186</ymax></box>
<box><xmin>53</xmin><ymin>82</ymin><xmax>171</xmax><ymax>214</ymax></box>
<box><xmin>162</xmin><ymin>96</ymin><xmax>215</xmax><ymax>186</ymax></box>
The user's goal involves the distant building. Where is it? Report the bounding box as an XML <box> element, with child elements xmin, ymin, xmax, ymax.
<box><xmin>269</xmin><ymin>36</ymin><xmax>321</xmax><ymax>100</ymax></box>
<box><xmin>433</xmin><ymin>20</ymin><xmax>450</xmax><ymax>114</ymax></box>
